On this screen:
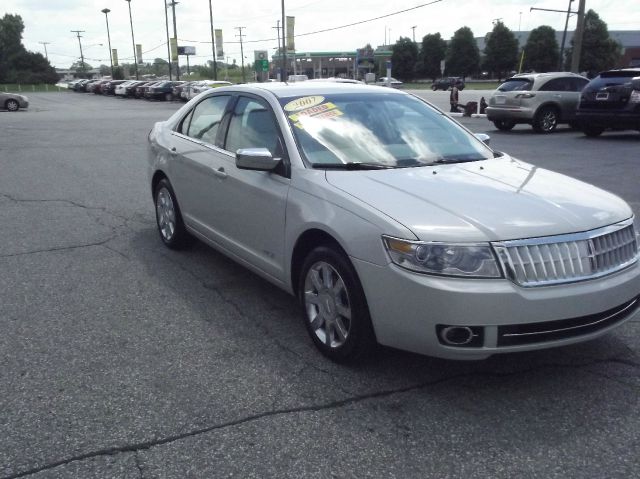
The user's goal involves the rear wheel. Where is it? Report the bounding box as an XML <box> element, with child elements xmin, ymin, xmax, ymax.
<box><xmin>299</xmin><ymin>246</ymin><xmax>376</xmax><ymax>362</ymax></box>
<box><xmin>493</xmin><ymin>119</ymin><xmax>515</xmax><ymax>131</ymax></box>
<box><xmin>533</xmin><ymin>106</ymin><xmax>559</xmax><ymax>133</ymax></box>
<box><xmin>154</xmin><ymin>178</ymin><xmax>192</xmax><ymax>249</ymax></box>
<box><xmin>582</xmin><ymin>125</ymin><xmax>604</xmax><ymax>137</ymax></box>
<box><xmin>5</xmin><ymin>99</ymin><xmax>19</xmax><ymax>111</ymax></box>
<box><xmin>165</xmin><ymin>92</ymin><xmax>173</xmax><ymax>101</ymax></box>
<box><xmin>431</xmin><ymin>85</ymin><xmax>437</xmax><ymax>91</ymax></box>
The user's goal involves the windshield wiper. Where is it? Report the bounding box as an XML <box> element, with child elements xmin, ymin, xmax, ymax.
<box><xmin>424</xmin><ymin>156</ymin><xmax>488</xmax><ymax>165</ymax></box>
<box><xmin>310</xmin><ymin>162</ymin><xmax>394</xmax><ymax>170</ymax></box>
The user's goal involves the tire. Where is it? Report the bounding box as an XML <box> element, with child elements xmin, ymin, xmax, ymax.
<box><xmin>154</xmin><ymin>178</ymin><xmax>193</xmax><ymax>249</ymax></box>
<box><xmin>165</xmin><ymin>93</ymin><xmax>173</xmax><ymax>101</ymax></box>
<box><xmin>298</xmin><ymin>246</ymin><xmax>376</xmax><ymax>362</ymax></box>
<box><xmin>5</xmin><ymin>99</ymin><xmax>19</xmax><ymax>112</ymax></box>
<box><xmin>533</xmin><ymin>106</ymin><xmax>559</xmax><ymax>133</ymax></box>
<box><xmin>431</xmin><ymin>85</ymin><xmax>437</xmax><ymax>91</ymax></box>
<box><xmin>493</xmin><ymin>119</ymin><xmax>515</xmax><ymax>131</ymax></box>
<box><xmin>582</xmin><ymin>125</ymin><xmax>604</xmax><ymax>137</ymax></box>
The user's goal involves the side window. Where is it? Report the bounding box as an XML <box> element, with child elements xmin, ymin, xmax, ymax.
<box><xmin>539</xmin><ymin>78</ymin><xmax>571</xmax><ymax>92</ymax></box>
<box><xmin>224</xmin><ymin>97</ymin><xmax>282</xmax><ymax>157</ymax></box>
<box><xmin>572</xmin><ymin>78</ymin><xmax>589</xmax><ymax>92</ymax></box>
<box><xmin>178</xmin><ymin>109</ymin><xmax>194</xmax><ymax>135</ymax></box>
<box><xmin>185</xmin><ymin>95</ymin><xmax>231</xmax><ymax>145</ymax></box>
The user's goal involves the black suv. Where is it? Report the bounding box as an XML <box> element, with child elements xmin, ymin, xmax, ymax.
<box><xmin>576</xmin><ymin>69</ymin><xmax>640</xmax><ymax>136</ymax></box>
<box><xmin>431</xmin><ymin>77</ymin><xmax>465</xmax><ymax>91</ymax></box>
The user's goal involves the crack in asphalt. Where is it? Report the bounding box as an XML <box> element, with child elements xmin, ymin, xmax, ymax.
<box><xmin>133</xmin><ymin>452</ymin><xmax>144</xmax><ymax>479</ymax></box>
<box><xmin>3</xmin><ymin>356</ymin><xmax>638</xmax><ymax>479</ymax></box>
<box><xmin>0</xmin><ymin>238</ymin><xmax>117</xmax><ymax>259</ymax></box>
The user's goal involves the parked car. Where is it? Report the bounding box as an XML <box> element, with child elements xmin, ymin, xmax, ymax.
<box><xmin>135</xmin><ymin>81</ymin><xmax>161</xmax><ymax>99</ymax></box>
<box><xmin>187</xmin><ymin>80</ymin><xmax>232</xmax><ymax>100</ymax></box>
<box><xmin>485</xmin><ymin>72</ymin><xmax>589</xmax><ymax>133</ymax></box>
<box><xmin>92</xmin><ymin>80</ymin><xmax>112</xmax><ymax>94</ymax></box>
<box><xmin>1</xmin><ymin>92</ymin><xmax>28</xmax><ymax>111</ymax></box>
<box><xmin>72</xmin><ymin>79</ymin><xmax>91</xmax><ymax>92</ymax></box>
<box><xmin>84</xmin><ymin>79</ymin><xmax>102</xmax><ymax>93</ymax></box>
<box><xmin>575</xmin><ymin>68</ymin><xmax>640</xmax><ymax>137</ymax></box>
<box><xmin>376</xmin><ymin>77</ymin><xmax>403</xmax><ymax>87</ymax></box>
<box><xmin>432</xmin><ymin>77</ymin><xmax>465</xmax><ymax>91</ymax></box>
<box><xmin>115</xmin><ymin>80</ymin><xmax>139</xmax><ymax>97</ymax></box>
<box><xmin>173</xmin><ymin>81</ymin><xmax>196</xmax><ymax>102</ymax></box>
<box><xmin>102</xmin><ymin>80</ymin><xmax>127</xmax><ymax>96</ymax></box>
<box><xmin>148</xmin><ymin>83</ymin><xmax>640</xmax><ymax>362</ymax></box>
<box><xmin>145</xmin><ymin>81</ymin><xmax>184</xmax><ymax>101</ymax></box>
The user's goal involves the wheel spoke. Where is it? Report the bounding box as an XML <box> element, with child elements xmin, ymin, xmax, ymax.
<box><xmin>334</xmin><ymin>317</ymin><xmax>348</xmax><ymax>342</ymax></box>
<box><xmin>309</xmin><ymin>313</ymin><xmax>324</xmax><ymax>331</ymax></box>
<box><xmin>335</xmin><ymin>302</ymin><xmax>351</xmax><ymax>320</ymax></box>
<box><xmin>332</xmin><ymin>277</ymin><xmax>346</xmax><ymax>296</ymax></box>
<box><xmin>309</xmin><ymin>269</ymin><xmax>323</xmax><ymax>292</ymax></box>
<box><xmin>324</xmin><ymin>322</ymin><xmax>333</xmax><ymax>346</ymax></box>
<box><xmin>321</xmin><ymin>264</ymin><xmax>333</xmax><ymax>288</ymax></box>
<box><xmin>304</xmin><ymin>291</ymin><xmax>321</xmax><ymax>306</ymax></box>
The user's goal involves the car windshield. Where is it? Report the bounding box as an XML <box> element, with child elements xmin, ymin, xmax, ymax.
<box><xmin>279</xmin><ymin>92</ymin><xmax>493</xmax><ymax>168</ymax></box>
<box><xmin>497</xmin><ymin>79</ymin><xmax>533</xmax><ymax>91</ymax></box>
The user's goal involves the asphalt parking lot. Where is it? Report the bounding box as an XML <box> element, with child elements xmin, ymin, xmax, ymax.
<box><xmin>1</xmin><ymin>91</ymin><xmax>639</xmax><ymax>479</ymax></box>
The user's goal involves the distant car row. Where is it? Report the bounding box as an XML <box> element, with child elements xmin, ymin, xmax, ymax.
<box><xmin>486</xmin><ymin>69</ymin><xmax>640</xmax><ymax>136</ymax></box>
<box><xmin>66</xmin><ymin>79</ymin><xmax>232</xmax><ymax>101</ymax></box>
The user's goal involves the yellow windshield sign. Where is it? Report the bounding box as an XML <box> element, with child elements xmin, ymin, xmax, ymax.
<box><xmin>283</xmin><ymin>96</ymin><xmax>325</xmax><ymax>112</ymax></box>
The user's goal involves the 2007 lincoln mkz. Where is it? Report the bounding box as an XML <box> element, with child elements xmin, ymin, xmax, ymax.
<box><xmin>148</xmin><ymin>82</ymin><xmax>640</xmax><ymax>362</ymax></box>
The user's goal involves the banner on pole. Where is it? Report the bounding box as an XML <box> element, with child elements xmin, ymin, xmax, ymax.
<box><xmin>215</xmin><ymin>29</ymin><xmax>224</xmax><ymax>59</ymax></box>
<box><xmin>112</xmin><ymin>49</ymin><xmax>118</xmax><ymax>67</ymax></box>
<box><xmin>170</xmin><ymin>37</ymin><xmax>178</xmax><ymax>61</ymax></box>
<box><xmin>136</xmin><ymin>44</ymin><xmax>143</xmax><ymax>64</ymax></box>
<box><xmin>286</xmin><ymin>16</ymin><xmax>295</xmax><ymax>51</ymax></box>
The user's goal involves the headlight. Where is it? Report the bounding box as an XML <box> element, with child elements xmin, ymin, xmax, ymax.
<box><xmin>382</xmin><ymin>236</ymin><xmax>502</xmax><ymax>278</ymax></box>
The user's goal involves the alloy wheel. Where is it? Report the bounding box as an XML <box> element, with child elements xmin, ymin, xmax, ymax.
<box><xmin>156</xmin><ymin>187</ymin><xmax>176</xmax><ymax>241</ymax></box>
<box><xmin>303</xmin><ymin>261</ymin><xmax>352</xmax><ymax>348</ymax></box>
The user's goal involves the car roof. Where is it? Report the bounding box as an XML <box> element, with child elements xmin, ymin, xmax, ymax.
<box><xmin>509</xmin><ymin>72</ymin><xmax>587</xmax><ymax>81</ymax></box>
<box><xmin>210</xmin><ymin>81</ymin><xmax>407</xmax><ymax>99</ymax></box>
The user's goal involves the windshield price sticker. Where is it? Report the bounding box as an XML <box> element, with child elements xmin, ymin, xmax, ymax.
<box><xmin>289</xmin><ymin>102</ymin><xmax>338</xmax><ymax>122</ymax></box>
<box><xmin>284</xmin><ymin>96</ymin><xmax>325</xmax><ymax>112</ymax></box>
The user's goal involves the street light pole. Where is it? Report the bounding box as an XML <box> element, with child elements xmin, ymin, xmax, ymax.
<box><xmin>208</xmin><ymin>0</ymin><xmax>217</xmax><ymax>80</ymax></box>
<box><xmin>281</xmin><ymin>0</ymin><xmax>286</xmax><ymax>82</ymax></box>
<box><xmin>411</xmin><ymin>26</ymin><xmax>416</xmax><ymax>42</ymax></box>
<box><xmin>163</xmin><ymin>0</ymin><xmax>172</xmax><ymax>80</ymax></box>
<box><xmin>71</xmin><ymin>30</ymin><xmax>86</xmax><ymax>76</ymax></box>
<box><xmin>124</xmin><ymin>0</ymin><xmax>139</xmax><ymax>80</ymax></box>
<box><xmin>235</xmin><ymin>26</ymin><xmax>246</xmax><ymax>83</ymax></box>
<box><xmin>101</xmin><ymin>8</ymin><xmax>114</xmax><ymax>78</ymax></box>
<box><xmin>272</xmin><ymin>21</ymin><xmax>281</xmax><ymax>81</ymax></box>
<box><xmin>168</xmin><ymin>1</ymin><xmax>180</xmax><ymax>80</ymax></box>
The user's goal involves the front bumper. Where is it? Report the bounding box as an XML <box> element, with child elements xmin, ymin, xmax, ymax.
<box><xmin>353</xmin><ymin>257</ymin><xmax>640</xmax><ymax>360</ymax></box>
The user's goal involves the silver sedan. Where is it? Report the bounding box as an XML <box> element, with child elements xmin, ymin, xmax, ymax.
<box><xmin>148</xmin><ymin>82</ymin><xmax>640</xmax><ymax>362</ymax></box>
<box><xmin>0</xmin><ymin>92</ymin><xmax>29</xmax><ymax>111</ymax></box>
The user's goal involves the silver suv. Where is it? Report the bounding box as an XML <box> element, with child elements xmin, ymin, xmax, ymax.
<box><xmin>486</xmin><ymin>72</ymin><xmax>589</xmax><ymax>133</ymax></box>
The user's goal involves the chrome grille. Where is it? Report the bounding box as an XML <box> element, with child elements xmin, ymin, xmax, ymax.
<box><xmin>493</xmin><ymin>219</ymin><xmax>639</xmax><ymax>287</ymax></box>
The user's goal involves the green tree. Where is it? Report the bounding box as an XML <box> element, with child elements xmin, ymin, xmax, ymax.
<box><xmin>70</xmin><ymin>60</ymin><xmax>93</xmax><ymax>72</ymax></box>
<box><xmin>391</xmin><ymin>37</ymin><xmax>418</xmax><ymax>81</ymax></box>
<box><xmin>417</xmin><ymin>33</ymin><xmax>446</xmax><ymax>80</ymax></box>
<box><xmin>0</xmin><ymin>14</ymin><xmax>58</xmax><ymax>83</ymax></box>
<box><xmin>483</xmin><ymin>21</ymin><xmax>519</xmax><ymax>79</ymax></box>
<box><xmin>565</xmin><ymin>9</ymin><xmax>622</xmax><ymax>75</ymax></box>
<box><xmin>523</xmin><ymin>25</ymin><xmax>559</xmax><ymax>72</ymax></box>
<box><xmin>445</xmin><ymin>27</ymin><xmax>480</xmax><ymax>77</ymax></box>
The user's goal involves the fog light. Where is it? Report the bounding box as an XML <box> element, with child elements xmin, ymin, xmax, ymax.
<box><xmin>436</xmin><ymin>325</ymin><xmax>484</xmax><ymax>348</ymax></box>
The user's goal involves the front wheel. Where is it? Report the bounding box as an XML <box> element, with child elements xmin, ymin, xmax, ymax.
<box><xmin>164</xmin><ymin>92</ymin><xmax>173</xmax><ymax>101</ymax></box>
<box><xmin>493</xmin><ymin>119</ymin><xmax>515</xmax><ymax>131</ymax></box>
<box><xmin>5</xmin><ymin>99</ymin><xmax>19</xmax><ymax>111</ymax></box>
<box><xmin>533</xmin><ymin>106</ymin><xmax>559</xmax><ymax>133</ymax></box>
<box><xmin>582</xmin><ymin>125</ymin><xmax>604</xmax><ymax>137</ymax></box>
<box><xmin>299</xmin><ymin>246</ymin><xmax>376</xmax><ymax>362</ymax></box>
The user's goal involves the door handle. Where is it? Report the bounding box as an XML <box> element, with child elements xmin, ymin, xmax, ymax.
<box><xmin>212</xmin><ymin>167</ymin><xmax>228</xmax><ymax>179</ymax></box>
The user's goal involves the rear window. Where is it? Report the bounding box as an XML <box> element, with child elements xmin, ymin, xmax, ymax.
<box><xmin>586</xmin><ymin>71</ymin><xmax>640</xmax><ymax>91</ymax></box>
<box><xmin>497</xmin><ymin>79</ymin><xmax>532</xmax><ymax>92</ymax></box>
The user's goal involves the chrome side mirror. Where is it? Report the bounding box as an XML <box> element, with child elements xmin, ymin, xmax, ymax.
<box><xmin>236</xmin><ymin>148</ymin><xmax>281</xmax><ymax>171</ymax></box>
<box><xmin>474</xmin><ymin>133</ymin><xmax>491</xmax><ymax>146</ymax></box>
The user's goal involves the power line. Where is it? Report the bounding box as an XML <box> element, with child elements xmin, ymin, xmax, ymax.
<box><xmin>179</xmin><ymin>0</ymin><xmax>443</xmax><ymax>45</ymax></box>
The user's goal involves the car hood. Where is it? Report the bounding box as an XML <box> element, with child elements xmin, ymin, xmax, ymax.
<box><xmin>325</xmin><ymin>156</ymin><xmax>632</xmax><ymax>242</ymax></box>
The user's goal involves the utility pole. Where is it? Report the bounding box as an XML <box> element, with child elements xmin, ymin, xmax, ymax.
<box><xmin>163</xmin><ymin>0</ymin><xmax>172</xmax><ymax>80</ymax></box>
<box><xmin>235</xmin><ymin>26</ymin><xmax>246</xmax><ymax>83</ymax></box>
<box><xmin>570</xmin><ymin>0</ymin><xmax>586</xmax><ymax>73</ymax></box>
<box><xmin>273</xmin><ymin>21</ymin><xmax>281</xmax><ymax>80</ymax></box>
<box><xmin>101</xmin><ymin>9</ymin><xmax>114</xmax><ymax>78</ymax></box>
<box><xmin>208</xmin><ymin>0</ymin><xmax>217</xmax><ymax>80</ymax></box>
<box><xmin>411</xmin><ymin>26</ymin><xmax>416</xmax><ymax>43</ymax></box>
<box><xmin>38</xmin><ymin>42</ymin><xmax>50</xmax><ymax>61</ymax></box>
<box><xmin>281</xmin><ymin>0</ymin><xmax>286</xmax><ymax>82</ymax></box>
<box><xmin>124</xmin><ymin>0</ymin><xmax>139</xmax><ymax>80</ymax></box>
<box><xmin>70</xmin><ymin>31</ymin><xmax>86</xmax><ymax>75</ymax></box>
<box><xmin>168</xmin><ymin>1</ymin><xmax>180</xmax><ymax>80</ymax></box>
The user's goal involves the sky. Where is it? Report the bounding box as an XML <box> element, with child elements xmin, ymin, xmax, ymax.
<box><xmin>2</xmin><ymin>0</ymin><xmax>638</xmax><ymax>69</ymax></box>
